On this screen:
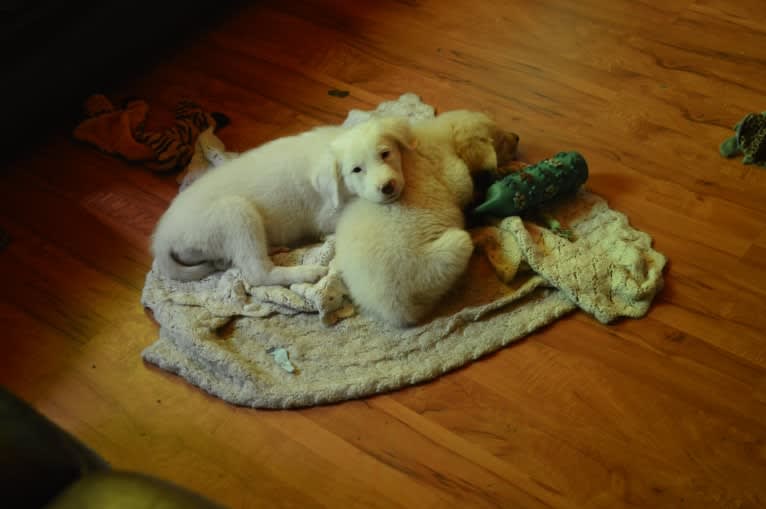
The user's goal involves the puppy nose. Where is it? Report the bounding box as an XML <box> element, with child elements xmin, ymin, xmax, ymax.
<box><xmin>381</xmin><ymin>180</ymin><xmax>396</xmax><ymax>195</ymax></box>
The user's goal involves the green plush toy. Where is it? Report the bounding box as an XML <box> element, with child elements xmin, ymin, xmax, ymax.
<box><xmin>473</xmin><ymin>151</ymin><xmax>589</xmax><ymax>217</ymax></box>
<box><xmin>719</xmin><ymin>111</ymin><xmax>766</xmax><ymax>167</ymax></box>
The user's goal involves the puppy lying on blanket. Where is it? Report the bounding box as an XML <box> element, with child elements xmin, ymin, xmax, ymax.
<box><xmin>152</xmin><ymin>117</ymin><xmax>413</xmax><ymax>287</ymax></box>
<box><xmin>335</xmin><ymin>110</ymin><xmax>519</xmax><ymax>326</ymax></box>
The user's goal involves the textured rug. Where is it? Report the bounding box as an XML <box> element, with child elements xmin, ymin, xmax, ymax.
<box><xmin>142</xmin><ymin>189</ymin><xmax>666</xmax><ymax>409</ymax></box>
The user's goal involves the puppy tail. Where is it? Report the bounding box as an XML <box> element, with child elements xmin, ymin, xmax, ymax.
<box><xmin>154</xmin><ymin>246</ymin><xmax>220</xmax><ymax>281</ymax></box>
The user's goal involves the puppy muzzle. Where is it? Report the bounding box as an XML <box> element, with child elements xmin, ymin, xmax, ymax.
<box><xmin>379</xmin><ymin>179</ymin><xmax>401</xmax><ymax>202</ymax></box>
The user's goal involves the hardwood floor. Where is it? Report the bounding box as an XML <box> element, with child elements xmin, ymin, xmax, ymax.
<box><xmin>2</xmin><ymin>0</ymin><xmax>765</xmax><ymax>507</ymax></box>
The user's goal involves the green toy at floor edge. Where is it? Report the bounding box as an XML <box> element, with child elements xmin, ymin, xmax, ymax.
<box><xmin>473</xmin><ymin>151</ymin><xmax>589</xmax><ymax>217</ymax></box>
<box><xmin>719</xmin><ymin>111</ymin><xmax>766</xmax><ymax>167</ymax></box>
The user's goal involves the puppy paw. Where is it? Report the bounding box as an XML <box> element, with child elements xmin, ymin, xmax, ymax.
<box><xmin>296</xmin><ymin>264</ymin><xmax>329</xmax><ymax>283</ymax></box>
<box><xmin>267</xmin><ymin>264</ymin><xmax>328</xmax><ymax>286</ymax></box>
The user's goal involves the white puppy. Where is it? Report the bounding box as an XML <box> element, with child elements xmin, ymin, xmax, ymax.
<box><xmin>151</xmin><ymin>117</ymin><xmax>413</xmax><ymax>286</ymax></box>
<box><xmin>334</xmin><ymin>110</ymin><xmax>518</xmax><ymax>327</ymax></box>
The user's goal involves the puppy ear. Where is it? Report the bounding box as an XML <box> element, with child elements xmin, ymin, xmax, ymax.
<box><xmin>455</xmin><ymin>135</ymin><xmax>498</xmax><ymax>173</ymax></box>
<box><xmin>379</xmin><ymin>117</ymin><xmax>416</xmax><ymax>150</ymax></box>
<box><xmin>312</xmin><ymin>152</ymin><xmax>342</xmax><ymax>208</ymax></box>
<box><xmin>451</xmin><ymin>113</ymin><xmax>500</xmax><ymax>172</ymax></box>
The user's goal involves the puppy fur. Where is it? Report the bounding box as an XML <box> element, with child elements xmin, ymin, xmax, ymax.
<box><xmin>334</xmin><ymin>110</ymin><xmax>518</xmax><ymax>327</ymax></box>
<box><xmin>151</xmin><ymin>117</ymin><xmax>413</xmax><ymax>287</ymax></box>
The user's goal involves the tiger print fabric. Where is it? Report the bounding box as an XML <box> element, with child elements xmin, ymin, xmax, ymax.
<box><xmin>136</xmin><ymin>101</ymin><xmax>222</xmax><ymax>172</ymax></box>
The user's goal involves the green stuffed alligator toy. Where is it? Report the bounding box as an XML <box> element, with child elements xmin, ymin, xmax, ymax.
<box><xmin>473</xmin><ymin>151</ymin><xmax>589</xmax><ymax>217</ymax></box>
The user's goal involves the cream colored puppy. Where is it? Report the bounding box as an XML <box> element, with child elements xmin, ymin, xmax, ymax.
<box><xmin>334</xmin><ymin>110</ymin><xmax>517</xmax><ymax>327</ymax></box>
<box><xmin>152</xmin><ymin>117</ymin><xmax>412</xmax><ymax>286</ymax></box>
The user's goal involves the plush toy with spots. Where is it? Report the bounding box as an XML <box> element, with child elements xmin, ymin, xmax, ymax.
<box><xmin>472</xmin><ymin>151</ymin><xmax>589</xmax><ymax>217</ymax></box>
<box><xmin>136</xmin><ymin>100</ymin><xmax>230</xmax><ymax>173</ymax></box>
<box><xmin>73</xmin><ymin>95</ymin><xmax>230</xmax><ymax>173</ymax></box>
<box><xmin>720</xmin><ymin>111</ymin><xmax>766</xmax><ymax>167</ymax></box>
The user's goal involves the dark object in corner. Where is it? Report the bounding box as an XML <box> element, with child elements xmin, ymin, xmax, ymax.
<box><xmin>0</xmin><ymin>386</ymin><xmax>224</xmax><ymax>508</ymax></box>
<box><xmin>0</xmin><ymin>228</ymin><xmax>8</xmax><ymax>252</ymax></box>
<box><xmin>0</xmin><ymin>1</ymin><xmax>238</xmax><ymax>159</ymax></box>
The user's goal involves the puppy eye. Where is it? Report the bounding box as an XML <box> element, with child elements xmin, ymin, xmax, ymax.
<box><xmin>352</xmin><ymin>167</ymin><xmax>363</xmax><ymax>173</ymax></box>
<box><xmin>381</xmin><ymin>150</ymin><xmax>390</xmax><ymax>160</ymax></box>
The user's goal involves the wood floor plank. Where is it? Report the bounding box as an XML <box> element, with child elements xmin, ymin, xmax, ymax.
<box><xmin>307</xmin><ymin>398</ymin><xmax>560</xmax><ymax>509</ymax></box>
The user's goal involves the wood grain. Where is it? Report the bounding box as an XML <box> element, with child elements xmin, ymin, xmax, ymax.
<box><xmin>2</xmin><ymin>0</ymin><xmax>765</xmax><ymax>507</ymax></box>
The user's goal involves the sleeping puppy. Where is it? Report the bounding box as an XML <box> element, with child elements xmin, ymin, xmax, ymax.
<box><xmin>151</xmin><ymin>117</ymin><xmax>412</xmax><ymax>287</ymax></box>
<box><xmin>334</xmin><ymin>110</ymin><xmax>519</xmax><ymax>327</ymax></box>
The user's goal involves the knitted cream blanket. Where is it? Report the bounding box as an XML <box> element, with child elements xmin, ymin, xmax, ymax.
<box><xmin>141</xmin><ymin>191</ymin><xmax>666</xmax><ymax>409</ymax></box>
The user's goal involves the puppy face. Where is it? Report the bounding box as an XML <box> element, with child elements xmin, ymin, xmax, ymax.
<box><xmin>332</xmin><ymin>117</ymin><xmax>414</xmax><ymax>204</ymax></box>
